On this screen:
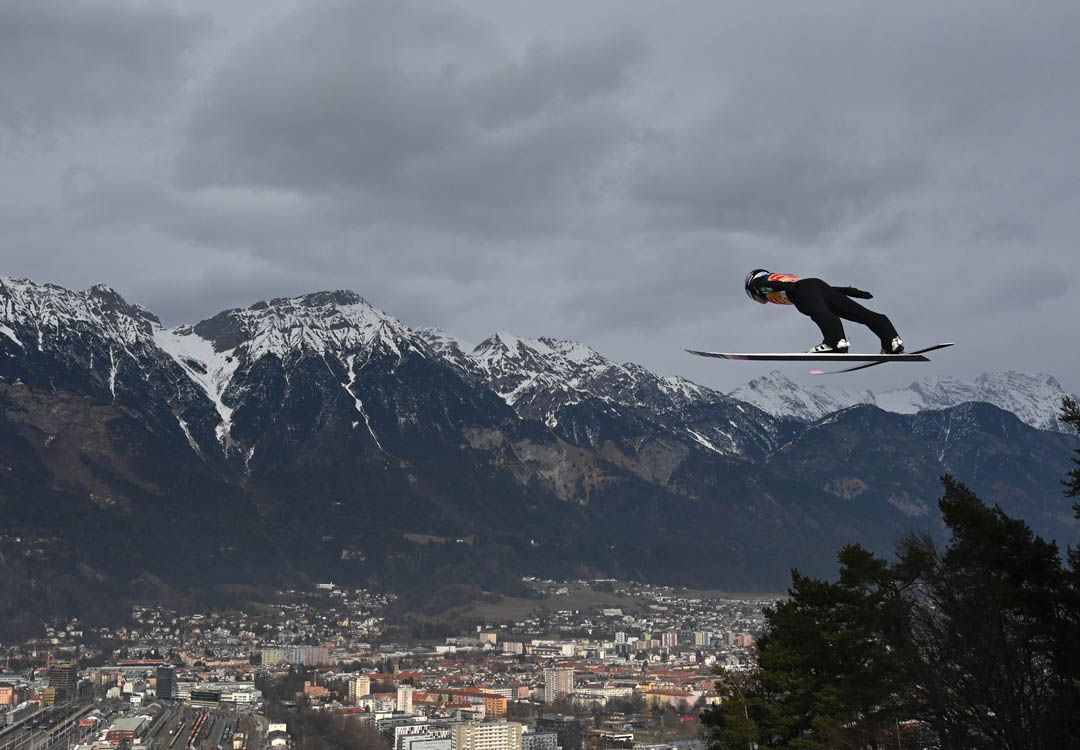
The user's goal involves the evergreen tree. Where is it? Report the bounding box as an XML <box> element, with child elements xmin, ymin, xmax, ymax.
<box><xmin>704</xmin><ymin>473</ymin><xmax>1080</xmax><ymax>749</ymax></box>
<box><xmin>703</xmin><ymin>670</ymin><xmax>758</xmax><ymax>750</ymax></box>
<box><xmin>1056</xmin><ymin>396</ymin><xmax>1080</xmax><ymax>744</ymax></box>
<box><xmin>703</xmin><ymin>546</ymin><xmax>910</xmax><ymax>748</ymax></box>
<box><xmin>1062</xmin><ymin>396</ymin><xmax>1080</xmax><ymax>508</ymax></box>
<box><xmin>895</xmin><ymin>477</ymin><xmax>1078</xmax><ymax>749</ymax></box>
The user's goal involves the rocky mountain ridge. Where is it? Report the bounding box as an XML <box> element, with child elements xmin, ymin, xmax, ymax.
<box><xmin>1</xmin><ymin>276</ymin><xmax>1077</xmax><ymax>634</ymax></box>
<box><xmin>730</xmin><ymin>369</ymin><xmax>1075</xmax><ymax>432</ymax></box>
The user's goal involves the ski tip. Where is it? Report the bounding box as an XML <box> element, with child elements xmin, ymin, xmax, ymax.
<box><xmin>809</xmin><ymin>370</ymin><xmax>825</xmax><ymax>376</ymax></box>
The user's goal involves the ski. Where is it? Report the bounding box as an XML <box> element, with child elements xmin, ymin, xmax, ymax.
<box><xmin>808</xmin><ymin>343</ymin><xmax>955</xmax><ymax>375</ymax></box>
<box><xmin>685</xmin><ymin>350</ymin><xmax>931</xmax><ymax>362</ymax></box>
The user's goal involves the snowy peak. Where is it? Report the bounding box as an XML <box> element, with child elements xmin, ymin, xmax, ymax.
<box><xmin>154</xmin><ymin>291</ymin><xmax>435</xmax><ymax>449</ymax></box>
<box><xmin>189</xmin><ymin>289</ymin><xmax>415</xmax><ymax>360</ymax></box>
<box><xmin>729</xmin><ymin>370</ymin><xmax>873</xmax><ymax>422</ymax></box>
<box><xmin>471</xmin><ymin>332</ymin><xmax>601</xmax><ymax>367</ymax></box>
<box><xmin>415</xmin><ymin>326</ymin><xmax>481</xmax><ymax>380</ymax></box>
<box><xmin>730</xmin><ymin>369</ymin><xmax>1076</xmax><ymax>432</ymax></box>
<box><xmin>472</xmin><ymin>333</ymin><xmax>602</xmax><ymax>385</ymax></box>
<box><xmin>876</xmin><ymin>371</ymin><xmax>1075</xmax><ymax>432</ymax></box>
<box><xmin>0</xmin><ymin>276</ymin><xmax>159</xmax><ymax>350</ymax></box>
<box><xmin>464</xmin><ymin>331</ymin><xmax>717</xmax><ymax>412</ymax></box>
<box><xmin>467</xmin><ymin>332</ymin><xmax>587</xmax><ymax>406</ymax></box>
<box><xmin>415</xmin><ymin>326</ymin><xmax>474</xmax><ymax>358</ymax></box>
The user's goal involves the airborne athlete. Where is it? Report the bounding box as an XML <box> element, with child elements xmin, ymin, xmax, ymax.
<box><xmin>744</xmin><ymin>270</ymin><xmax>904</xmax><ymax>354</ymax></box>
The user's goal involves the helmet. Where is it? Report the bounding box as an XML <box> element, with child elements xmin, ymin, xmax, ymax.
<box><xmin>744</xmin><ymin>269</ymin><xmax>770</xmax><ymax>304</ymax></box>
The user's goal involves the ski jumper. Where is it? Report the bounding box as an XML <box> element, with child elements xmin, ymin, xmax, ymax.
<box><xmin>749</xmin><ymin>274</ymin><xmax>899</xmax><ymax>349</ymax></box>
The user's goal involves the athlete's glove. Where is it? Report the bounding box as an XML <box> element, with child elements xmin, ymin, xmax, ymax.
<box><xmin>835</xmin><ymin>286</ymin><xmax>874</xmax><ymax>299</ymax></box>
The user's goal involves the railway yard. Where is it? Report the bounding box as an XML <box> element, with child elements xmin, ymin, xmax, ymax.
<box><xmin>0</xmin><ymin>701</ymin><xmax>263</xmax><ymax>750</ymax></box>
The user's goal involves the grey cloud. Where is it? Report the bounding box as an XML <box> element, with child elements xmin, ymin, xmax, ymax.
<box><xmin>971</xmin><ymin>220</ymin><xmax>1038</xmax><ymax>245</ymax></box>
<box><xmin>178</xmin><ymin>0</ymin><xmax>646</xmax><ymax>236</ymax></box>
<box><xmin>0</xmin><ymin>0</ymin><xmax>209</xmax><ymax>135</ymax></box>
<box><xmin>478</xmin><ymin>35</ymin><xmax>646</xmax><ymax>127</ymax></box>
<box><xmin>180</xmin><ymin>1</ymin><xmax>486</xmax><ymax>191</ymax></box>
<box><xmin>971</xmin><ymin>270</ymin><xmax>1069</xmax><ymax>314</ymax></box>
<box><xmin>2</xmin><ymin>0</ymin><xmax>1080</xmax><ymax>396</ymax></box>
<box><xmin>857</xmin><ymin>211</ymin><xmax>918</xmax><ymax>247</ymax></box>
<box><xmin>631</xmin><ymin>122</ymin><xmax>925</xmax><ymax>240</ymax></box>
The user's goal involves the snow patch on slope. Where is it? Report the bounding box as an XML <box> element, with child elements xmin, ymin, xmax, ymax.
<box><xmin>415</xmin><ymin>326</ymin><xmax>474</xmax><ymax>356</ymax></box>
<box><xmin>339</xmin><ymin>354</ymin><xmax>384</xmax><ymax>451</ymax></box>
<box><xmin>0</xmin><ymin>323</ymin><xmax>22</xmax><ymax>348</ymax></box>
<box><xmin>153</xmin><ymin>326</ymin><xmax>240</xmax><ymax>446</ymax></box>
<box><xmin>730</xmin><ymin>370</ymin><xmax>874</xmax><ymax>422</ymax></box>
<box><xmin>195</xmin><ymin>291</ymin><xmax>418</xmax><ymax>363</ymax></box>
<box><xmin>469</xmin><ymin>331</ymin><xmax>718</xmax><ymax>410</ymax></box>
<box><xmin>730</xmin><ymin>369</ymin><xmax>1076</xmax><ymax>432</ymax></box>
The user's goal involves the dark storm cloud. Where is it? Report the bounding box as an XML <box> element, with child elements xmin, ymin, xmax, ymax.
<box><xmin>631</xmin><ymin>122</ymin><xmax>925</xmax><ymax>240</ymax></box>
<box><xmin>178</xmin><ymin>0</ymin><xmax>646</xmax><ymax>236</ymax></box>
<box><xmin>0</xmin><ymin>0</ymin><xmax>209</xmax><ymax>135</ymax></box>
<box><xmin>2</xmin><ymin>0</ymin><xmax>1079</xmax><ymax>394</ymax></box>
<box><xmin>974</xmin><ymin>270</ymin><xmax>1069</xmax><ymax>314</ymax></box>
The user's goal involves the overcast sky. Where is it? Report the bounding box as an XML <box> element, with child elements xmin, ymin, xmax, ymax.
<box><xmin>2</xmin><ymin>0</ymin><xmax>1078</xmax><ymax>393</ymax></box>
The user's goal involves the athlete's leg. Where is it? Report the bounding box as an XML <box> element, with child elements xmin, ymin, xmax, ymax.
<box><xmin>789</xmin><ymin>279</ymin><xmax>847</xmax><ymax>346</ymax></box>
<box><xmin>824</xmin><ymin>288</ymin><xmax>899</xmax><ymax>347</ymax></box>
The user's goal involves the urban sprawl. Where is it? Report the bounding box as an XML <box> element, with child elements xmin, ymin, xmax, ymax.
<box><xmin>0</xmin><ymin>581</ymin><xmax>772</xmax><ymax>750</ymax></box>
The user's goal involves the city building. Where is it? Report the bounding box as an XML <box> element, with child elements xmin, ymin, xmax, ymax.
<box><xmin>481</xmin><ymin>694</ymin><xmax>507</xmax><ymax>719</ymax></box>
<box><xmin>46</xmin><ymin>663</ymin><xmax>78</xmax><ymax>705</ymax></box>
<box><xmin>106</xmin><ymin>717</ymin><xmax>148</xmax><ymax>742</ymax></box>
<box><xmin>386</xmin><ymin>721</ymin><xmax>450</xmax><ymax>750</ymax></box>
<box><xmin>348</xmin><ymin>675</ymin><xmax>371</xmax><ymax>704</ymax></box>
<box><xmin>303</xmin><ymin>681</ymin><xmax>330</xmax><ymax>699</ymax></box>
<box><xmin>397</xmin><ymin>684</ymin><xmax>415</xmax><ymax>714</ymax></box>
<box><xmin>450</xmin><ymin>721</ymin><xmax>523</xmax><ymax>750</ymax></box>
<box><xmin>535</xmin><ymin>716</ymin><xmax>581</xmax><ymax>750</ymax></box>
<box><xmin>403</xmin><ymin>736</ymin><xmax>451</xmax><ymax>750</ymax></box>
<box><xmin>543</xmin><ymin>668</ymin><xmax>573</xmax><ymax>703</ymax></box>
<box><xmin>642</xmin><ymin>689</ymin><xmax>697</xmax><ymax>710</ymax></box>
<box><xmin>189</xmin><ymin>690</ymin><xmax>223</xmax><ymax>708</ymax></box>
<box><xmin>522</xmin><ymin>732</ymin><xmax>559</xmax><ymax>750</ymax></box>
<box><xmin>260</xmin><ymin>645</ymin><xmax>330</xmax><ymax>666</ymax></box>
<box><xmin>156</xmin><ymin>666</ymin><xmax>175</xmax><ymax>701</ymax></box>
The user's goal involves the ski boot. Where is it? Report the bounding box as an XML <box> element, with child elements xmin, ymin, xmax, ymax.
<box><xmin>808</xmin><ymin>339</ymin><xmax>850</xmax><ymax>354</ymax></box>
<box><xmin>881</xmin><ymin>337</ymin><xmax>904</xmax><ymax>354</ymax></box>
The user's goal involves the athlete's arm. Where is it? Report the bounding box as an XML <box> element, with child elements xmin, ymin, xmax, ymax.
<box><xmin>832</xmin><ymin>285</ymin><xmax>873</xmax><ymax>299</ymax></box>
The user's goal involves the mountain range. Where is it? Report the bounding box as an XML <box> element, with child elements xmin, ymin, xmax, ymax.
<box><xmin>730</xmin><ymin>369</ymin><xmax>1076</xmax><ymax>432</ymax></box>
<box><xmin>1</xmin><ymin>276</ymin><xmax>1078</xmax><ymax>635</ymax></box>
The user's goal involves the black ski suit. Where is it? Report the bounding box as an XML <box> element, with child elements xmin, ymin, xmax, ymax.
<box><xmin>750</xmin><ymin>275</ymin><xmax>899</xmax><ymax>349</ymax></box>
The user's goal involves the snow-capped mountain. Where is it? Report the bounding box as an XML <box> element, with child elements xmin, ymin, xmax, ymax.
<box><xmin>2</xmin><ymin>275</ymin><xmax>1078</xmax><ymax>634</ymax></box>
<box><xmin>0</xmin><ymin>276</ymin><xmax>162</xmax><ymax>373</ymax></box>
<box><xmin>875</xmin><ymin>372</ymin><xmax>1075</xmax><ymax>432</ymax></box>
<box><xmin>0</xmin><ymin>278</ymin><xmax>156</xmax><ymax>349</ymax></box>
<box><xmin>154</xmin><ymin>290</ymin><xmax>429</xmax><ymax>451</ymax></box>
<box><xmin>0</xmin><ymin>276</ymin><xmax>228</xmax><ymax>458</ymax></box>
<box><xmin>467</xmin><ymin>332</ymin><xmax>713</xmax><ymax>413</ymax></box>
<box><xmin>414</xmin><ymin>326</ymin><xmax>474</xmax><ymax>360</ymax></box>
<box><xmin>730</xmin><ymin>371</ymin><xmax>874</xmax><ymax>423</ymax></box>
<box><xmin>731</xmin><ymin>369</ymin><xmax>1076</xmax><ymax>432</ymax></box>
<box><xmin>420</xmin><ymin>329</ymin><xmax>784</xmax><ymax>460</ymax></box>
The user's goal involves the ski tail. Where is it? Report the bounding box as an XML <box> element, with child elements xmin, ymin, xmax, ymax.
<box><xmin>810</xmin><ymin>343</ymin><xmax>954</xmax><ymax>375</ymax></box>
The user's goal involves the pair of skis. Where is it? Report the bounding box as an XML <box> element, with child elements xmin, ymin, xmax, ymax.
<box><xmin>686</xmin><ymin>343</ymin><xmax>954</xmax><ymax>375</ymax></box>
